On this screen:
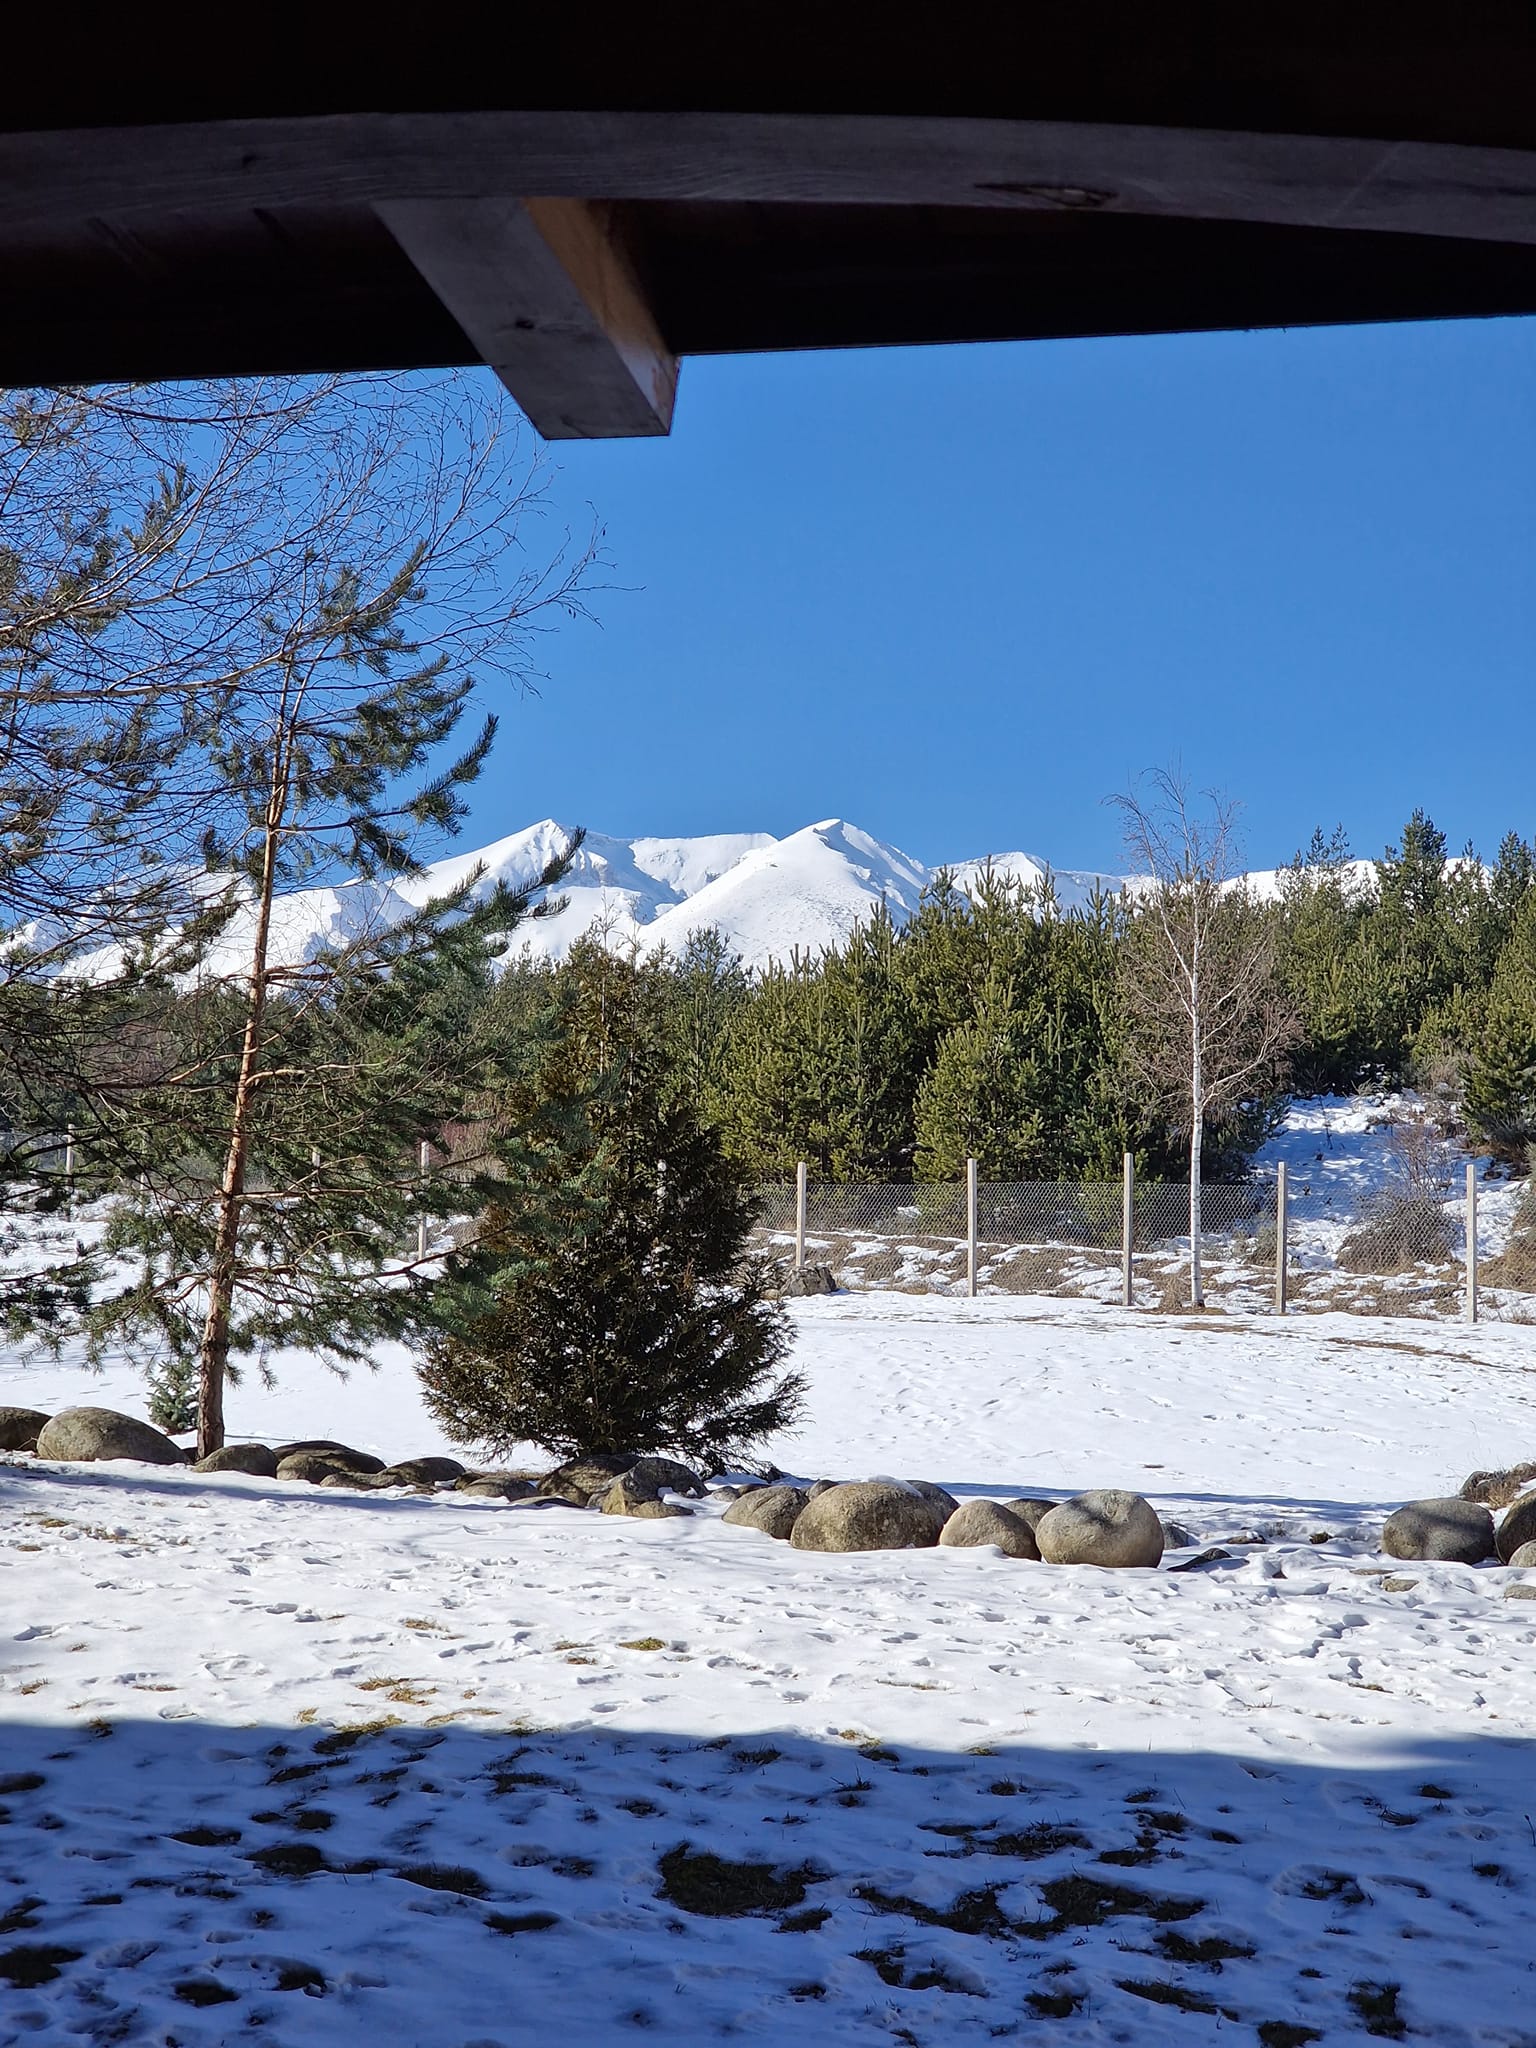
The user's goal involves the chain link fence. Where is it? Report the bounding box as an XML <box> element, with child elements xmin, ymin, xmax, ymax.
<box><xmin>752</xmin><ymin>1164</ymin><xmax>1536</xmax><ymax>1323</ymax></box>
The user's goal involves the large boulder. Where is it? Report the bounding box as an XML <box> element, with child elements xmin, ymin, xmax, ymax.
<box><xmin>1460</xmin><ymin>1462</ymin><xmax>1536</xmax><ymax>1511</ymax></box>
<box><xmin>0</xmin><ymin>1407</ymin><xmax>50</xmax><ymax>1453</ymax></box>
<box><xmin>272</xmin><ymin>1441</ymin><xmax>385</xmax><ymax>1475</ymax></box>
<box><xmin>938</xmin><ymin>1498</ymin><xmax>1039</xmax><ymax>1559</ymax></box>
<box><xmin>373</xmin><ymin>1457</ymin><xmax>466</xmax><ymax>1487</ymax></box>
<box><xmin>272</xmin><ymin>1439</ymin><xmax>356</xmax><ymax>1461</ymax></box>
<box><xmin>902</xmin><ymin>1479</ymin><xmax>961</xmax><ymax>1531</ymax></box>
<box><xmin>789</xmin><ymin>1481</ymin><xmax>943</xmax><ymax>1554</ymax></box>
<box><xmin>625</xmin><ymin>1456</ymin><xmax>708</xmax><ymax>1499</ymax></box>
<box><xmin>722</xmin><ymin>1485</ymin><xmax>809</xmax><ymax>1540</ymax></box>
<box><xmin>1036</xmin><ymin>1490</ymin><xmax>1164</xmax><ymax>1569</ymax></box>
<box><xmin>1506</xmin><ymin>1541</ymin><xmax>1536</xmax><ymax>1568</ymax></box>
<box><xmin>627</xmin><ymin>1499</ymin><xmax>693</xmax><ymax>1520</ymax></box>
<box><xmin>35</xmin><ymin>1407</ymin><xmax>186</xmax><ymax>1466</ymax></box>
<box><xmin>1497</xmin><ymin>1489</ymin><xmax>1536</xmax><ymax>1562</ymax></box>
<box><xmin>454</xmin><ymin>1473</ymin><xmax>538</xmax><ymax>1500</ymax></box>
<box><xmin>1002</xmin><ymin>1497</ymin><xmax>1059</xmax><ymax>1536</ymax></box>
<box><xmin>277</xmin><ymin>1450</ymin><xmax>375</xmax><ymax>1485</ymax></box>
<box><xmin>194</xmin><ymin>1442</ymin><xmax>279</xmax><ymax>1477</ymax></box>
<box><xmin>538</xmin><ymin>1454</ymin><xmax>636</xmax><ymax>1504</ymax></box>
<box><xmin>782</xmin><ymin>1263</ymin><xmax>838</xmax><ymax>1297</ymax></box>
<box><xmin>1383</xmin><ymin>1497</ymin><xmax>1496</xmax><ymax>1564</ymax></box>
<box><xmin>600</xmin><ymin>1471</ymin><xmax>664</xmax><ymax>1516</ymax></box>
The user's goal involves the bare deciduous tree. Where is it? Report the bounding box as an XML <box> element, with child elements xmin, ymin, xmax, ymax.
<box><xmin>1110</xmin><ymin>768</ymin><xmax>1299</xmax><ymax>1306</ymax></box>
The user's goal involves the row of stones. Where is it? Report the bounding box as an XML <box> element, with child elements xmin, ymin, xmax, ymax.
<box><xmin>0</xmin><ymin>1407</ymin><xmax>709</xmax><ymax>1510</ymax></box>
<box><xmin>721</xmin><ymin>1479</ymin><xmax>1167</xmax><ymax>1563</ymax></box>
<box><xmin>11</xmin><ymin>1404</ymin><xmax>1536</xmax><ymax>1576</ymax></box>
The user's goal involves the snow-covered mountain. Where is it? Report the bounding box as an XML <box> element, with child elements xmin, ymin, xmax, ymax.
<box><xmin>210</xmin><ymin>817</ymin><xmax>1133</xmax><ymax>976</ymax></box>
<box><xmin>196</xmin><ymin>817</ymin><xmax>1404</xmax><ymax>979</ymax></box>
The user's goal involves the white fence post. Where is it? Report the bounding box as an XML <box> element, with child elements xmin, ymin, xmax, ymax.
<box><xmin>794</xmin><ymin>1160</ymin><xmax>807</xmax><ymax>1273</ymax></box>
<box><xmin>1466</xmin><ymin>1161</ymin><xmax>1479</xmax><ymax>1324</ymax></box>
<box><xmin>417</xmin><ymin>1138</ymin><xmax>431</xmax><ymax>1262</ymax></box>
<box><xmin>966</xmin><ymin>1157</ymin><xmax>978</xmax><ymax>1298</ymax></box>
<box><xmin>64</xmin><ymin>1122</ymin><xmax>76</xmax><ymax>1186</ymax></box>
<box><xmin>1274</xmin><ymin>1160</ymin><xmax>1288</xmax><ymax>1316</ymax></box>
<box><xmin>1121</xmin><ymin>1152</ymin><xmax>1135</xmax><ymax>1308</ymax></box>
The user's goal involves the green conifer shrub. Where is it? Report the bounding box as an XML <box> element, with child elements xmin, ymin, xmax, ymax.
<box><xmin>419</xmin><ymin>941</ymin><xmax>803</xmax><ymax>1467</ymax></box>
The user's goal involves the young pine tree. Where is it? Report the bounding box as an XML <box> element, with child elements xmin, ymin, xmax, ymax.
<box><xmin>1464</xmin><ymin>891</ymin><xmax>1536</xmax><ymax>1165</ymax></box>
<box><xmin>419</xmin><ymin>941</ymin><xmax>804</xmax><ymax>1469</ymax></box>
<box><xmin>78</xmin><ymin>380</ymin><xmax>595</xmax><ymax>1454</ymax></box>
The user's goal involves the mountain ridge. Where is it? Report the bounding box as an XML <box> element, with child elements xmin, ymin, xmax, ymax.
<box><xmin>192</xmin><ymin>817</ymin><xmax>1383</xmax><ymax>979</ymax></box>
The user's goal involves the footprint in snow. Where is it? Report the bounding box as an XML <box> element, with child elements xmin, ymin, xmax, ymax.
<box><xmin>204</xmin><ymin>1656</ymin><xmax>263</xmax><ymax>1681</ymax></box>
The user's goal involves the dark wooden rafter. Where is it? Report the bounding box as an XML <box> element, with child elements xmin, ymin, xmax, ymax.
<box><xmin>8</xmin><ymin>112</ymin><xmax>1536</xmax><ymax>247</ymax></box>
<box><xmin>10</xmin><ymin>2</ymin><xmax>1536</xmax><ymax>441</ymax></box>
<box><xmin>376</xmin><ymin>197</ymin><xmax>677</xmax><ymax>438</ymax></box>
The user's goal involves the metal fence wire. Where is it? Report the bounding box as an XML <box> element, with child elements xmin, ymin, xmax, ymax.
<box><xmin>751</xmin><ymin>1161</ymin><xmax>1528</xmax><ymax>1323</ymax></box>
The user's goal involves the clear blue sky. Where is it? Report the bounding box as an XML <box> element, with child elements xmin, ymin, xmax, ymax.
<box><xmin>471</xmin><ymin>315</ymin><xmax>1536</xmax><ymax>877</ymax></box>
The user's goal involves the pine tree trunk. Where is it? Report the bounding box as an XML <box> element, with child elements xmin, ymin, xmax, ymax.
<box><xmin>194</xmin><ymin>743</ymin><xmax>289</xmax><ymax>1460</ymax></box>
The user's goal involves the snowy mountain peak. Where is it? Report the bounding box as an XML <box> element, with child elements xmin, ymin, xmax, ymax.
<box><xmin>201</xmin><ymin>815</ymin><xmax>1371</xmax><ymax>980</ymax></box>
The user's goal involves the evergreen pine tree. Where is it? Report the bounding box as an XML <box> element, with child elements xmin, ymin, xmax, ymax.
<box><xmin>912</xmin><ymin>964</ymin><xmax>1046</xmax><ymax>1180</ymax></box>
<box><xmin>1464</xmin><ymin>892</ymin><xmax>1536</xmax><ymax>1163</ymax></box>
<box><xmin>75</xmin><ymin>380</ymin><xmax>596</xmax><ymax>1456</ymax></box>
<box><xmin>419</xmin><ymin>941</ymin><xmax>803</xmax><ymax>1467</ymax></box>
<box><xmin>710</xmin><ymin>958</ymin><xmax>833</xmax><ymax>1178</ymax></box>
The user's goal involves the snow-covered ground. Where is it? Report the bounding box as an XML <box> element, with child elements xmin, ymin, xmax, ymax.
<box><xmin>6</xmin><ymin>1292</ymin><xmax>1536</xmax><ymax>2044</ymax></box>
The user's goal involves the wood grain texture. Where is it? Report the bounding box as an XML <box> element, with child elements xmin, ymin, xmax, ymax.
<box><xmin>379</xmin><ymin>196</ymin><xmax>677</xmax><ymax>437</ymax></box>
<box><xmin>5</xmin><ymin>110</ymin><xmax>1536</xmax><ymax>247</ymax></box>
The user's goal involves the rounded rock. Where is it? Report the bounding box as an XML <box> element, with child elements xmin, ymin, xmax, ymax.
<box><xmin>277</xmin><ymin>1451</ymin><xmax>363</xmax><ymax>1485</ymax></box>
<box><xmin>0</xmin><ymin>1406</ymin><xmax>50</xmax><ymax>1453</ymax></box>
<box><xmin>938</xmin><ymin>1498</ymin><xmax>1039</xmax><ymax>1559</ymax></box>
<box><xmin>600</xmin><ymin>1471</ymin><xmax>665</xmax><ymax>1516</ymax></box>
<box><xmin>538</xmin><ymin>1454</ymin><xmax>636</xmax><ymax>1502</ymax></box>
<box><xmin>722</xmin><ymin>1485</ymin><xmax>809</xmax><ymax>1540</ymax></box>
<box><xmin>1506</xmin><ymin>1540</ymin><xmax>1536</xmax><ymax>1568</ymax></box>
<box><xmin>1498</xmin><ymin>1490</ymin><xmax>1536</xmax><ymax>1562</ymax></box>
<box><xmin>1383</xmin><ymin>1497</ymin><xmax>1496</xmax><ymax>1564</ymax></box>
<box><xmin>1035</xmin><ymin>1490</ymin><xmax>1164</xmax><ymax>1569</ymax></box>
<box><xmin>373</xmin><ymin>1457</ymin><xmax>466</xmax><ymax>1487</ymax></box>
<box><xmin>273</xmin><ymin>1442</ymin><xmax>384</xmax><ymax>1475</ymax></box>
<box><xmin>1002</xmin><ymin>1497</ymin><xmax>1059</xmax><ymax>1536</ymax></box>
<box><xmin>625</xmin><ymin>1455</ymin><xmax>708</xmax><ymax>1499</ymax></box>
<box><xmin>35</xmin><ymin>1407</ymin><xmax>187</xmax><ymax>1466</ymax></box>
<box><xmin>788</xmin><ymin>1480</ymin><xmax>943</xmax><ymax>1554</ymax></box>
<box><xmin>454</xmin><ymin>1473</ymin><xmax>537</xmax><ymax>1500</ymax></box>
<box><xmin>903</xmin><ymin>1479</ymin><xmax>961</xmax><ymax>1530</ymax></box>
<box><xmin>194</xmin><ymin>1443</ymin><xmax>279</xmax><ymax>1477</ymax></box>
<box><xmin>626</xmin><ymin>1499</ymin><xmax>694</xmax><ymax>1520</ymax></box>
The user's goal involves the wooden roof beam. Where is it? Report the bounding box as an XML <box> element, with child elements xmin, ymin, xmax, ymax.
<box><xmin>377</xmin><ymin>196</ymin><xmax>677</xmax><ymax>438</ymax></box>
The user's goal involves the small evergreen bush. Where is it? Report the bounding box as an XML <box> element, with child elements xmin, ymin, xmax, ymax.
<box><xmin>420</xmin><ymin>942</ymin><xmax>803</xmax><ymax>1468</ymax></box>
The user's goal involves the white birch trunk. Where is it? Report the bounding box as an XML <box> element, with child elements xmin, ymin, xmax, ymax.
<box><xmin>1188</xmin><ymin>949</ymin><xmax>1204</xmax><ymax>1307</ymax></box>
